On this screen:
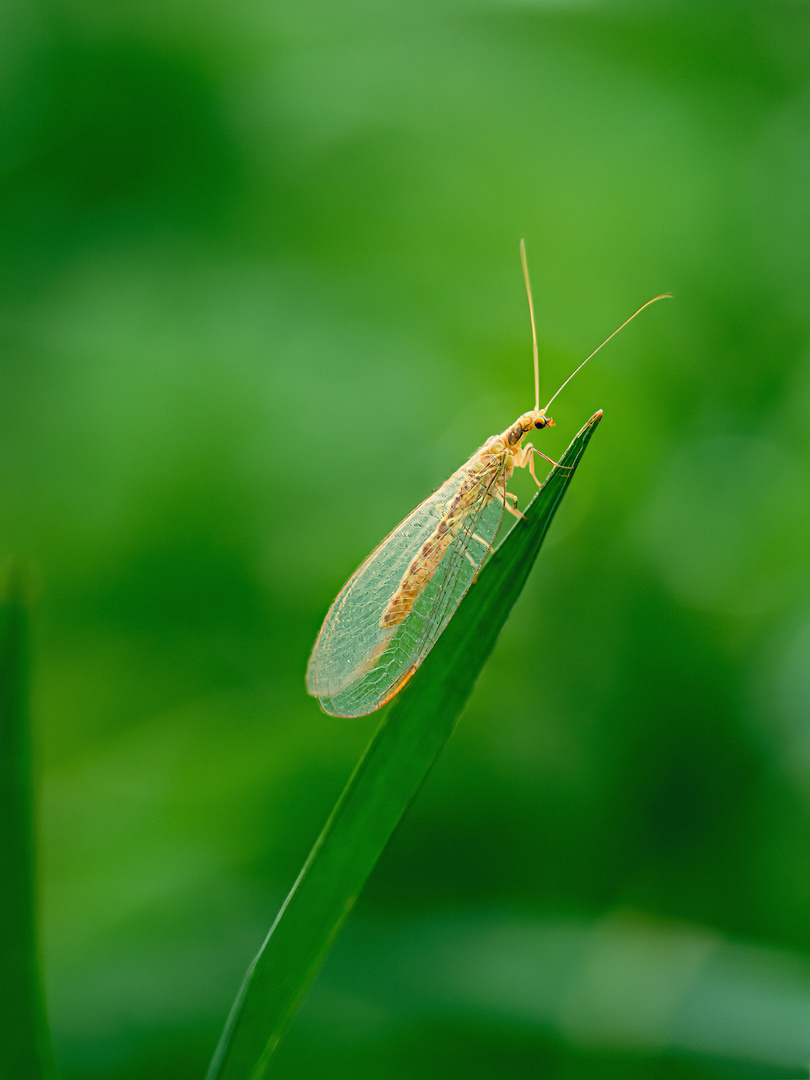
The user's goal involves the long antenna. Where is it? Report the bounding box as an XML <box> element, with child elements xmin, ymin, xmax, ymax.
<box><xmin>520</xmin><ymin>239</ymin><xmax>540</xmax><ymax>411</ymax></box>
<box><xmin>543</xmin><ymin>292</ymin><xmax>672</xmax><ymax>413</ymax></box>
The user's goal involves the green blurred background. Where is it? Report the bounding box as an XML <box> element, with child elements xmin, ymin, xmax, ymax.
<box><xmin>3</xmin><ymin>1</ymin><xmax>810</xmax><ymax>1076</ymax></box>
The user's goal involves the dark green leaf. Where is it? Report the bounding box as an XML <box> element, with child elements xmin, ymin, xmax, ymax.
<box><xmin>0</xmin><ymin>568</ymin><xmax>55</xmax><ymax>1080</ymax></box>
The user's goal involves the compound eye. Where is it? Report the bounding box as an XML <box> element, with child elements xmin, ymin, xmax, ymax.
<box><xmin>533</xmin><ymin>418</ymin><xmax>546</xmax><ymax>429</ymax></box>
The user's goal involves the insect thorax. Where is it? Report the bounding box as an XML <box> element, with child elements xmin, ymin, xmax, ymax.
<box><xmin>505</xmin><ymin>410</ymin><xmax>554</xmax><ymax>447</ymax></box>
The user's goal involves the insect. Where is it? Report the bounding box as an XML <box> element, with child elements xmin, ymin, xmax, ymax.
<box><xmin>307</xmin><ymin>243</ymin><xmax>669</xmax><ymax>717</ymax></box>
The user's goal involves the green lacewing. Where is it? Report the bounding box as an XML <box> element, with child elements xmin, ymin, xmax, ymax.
<box><xmin>307</xmin><ymin>244</ymin><xmax>669</xmax><ymax>716</ymax></box>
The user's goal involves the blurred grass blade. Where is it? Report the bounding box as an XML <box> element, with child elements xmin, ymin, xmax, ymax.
<box><xmin>0</xmin><ymin>568</ymin><xmax>55</xmax><ymax>1080</ymax></box>
<box><xmin>207</xmin><ymin>410</ymin><xmax>602</xmax><ymax>1080</ymax></box>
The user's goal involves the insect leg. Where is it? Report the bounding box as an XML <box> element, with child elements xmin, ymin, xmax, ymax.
<box><xmin>530</xmin><ymin>445</ymin><xmax>571</xmax><ymax>475</ymax></box>
<box><xmin>499</xmin><ymin>486</ymin><xmax>525</xmax><ymax>520</ymax></box>
<box><xmin>526</xmin><ymin>450</ymin><xmax>542</xmax><ymax>488</ymax></box>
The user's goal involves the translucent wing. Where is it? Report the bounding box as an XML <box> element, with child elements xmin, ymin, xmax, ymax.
<box><xmin>307</xmin><ymin>446</ymin><xmax>511</xmax><ymax>716</ymax></box>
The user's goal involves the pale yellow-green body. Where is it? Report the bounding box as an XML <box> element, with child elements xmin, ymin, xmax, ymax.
<box><xmin>380</xmin><ymin>410</ymin><xmax>554</xmax><ymax>631</ymax></box>
<box><xmin>306</xmin><ymin>408</ymin><xmax>554</xmax><ymax>717</ymax></box>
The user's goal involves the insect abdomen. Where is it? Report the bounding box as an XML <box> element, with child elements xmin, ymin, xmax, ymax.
<box><xmin>379</xmin><ymin>446</ymin><xmax>507</xmax><ymax>629</ymax></box>
<box><xmin>379</xmin><ymin>526</ymin><xmax>456</xmax><ymax>627</ymax></box>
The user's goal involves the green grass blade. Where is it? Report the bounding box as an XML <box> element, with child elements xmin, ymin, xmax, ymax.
<box><xmin>207</xmin><ymin>410</ymin><xmax>603</xmax><ymax>1080</ymax></box>
<box><xmin>0</xmin><ymin>568</ymin><xmax>56</xmax><ymax>1080</ymax></box>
